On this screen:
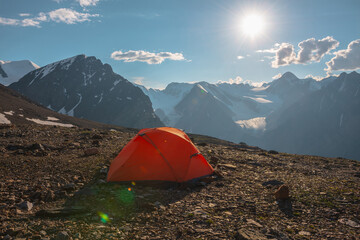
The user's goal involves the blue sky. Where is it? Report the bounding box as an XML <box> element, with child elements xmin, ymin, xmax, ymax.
<box><xmin>1</xmin><ymin>0</ymin><xmax>360</xmax><ymax>88</ymax></box>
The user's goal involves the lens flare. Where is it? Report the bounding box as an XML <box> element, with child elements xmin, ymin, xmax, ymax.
<box><xmin>128</xmin><ymin>187</ymin><xmax>132</xmax><ymax>191</ymax></box>
<box><xmin>98</xmin><ymin>211</ymin><xmax>110</xmax><ymax>223</ymax></box>
<box><xmin>131</xmin><ymin>181</ymin><xmax>136</xmax><ymax>186</ymax></box>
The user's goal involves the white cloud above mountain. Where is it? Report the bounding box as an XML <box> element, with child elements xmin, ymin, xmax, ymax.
<box><xmin>19</xmin><ymin>13</ymin><xmax>31</xmax><ymax>17</ymax></box>
<box><xmin>217</xmin><ymin>76</ymin><xmax>264</xmax><ymax>87</ymax></box>
<box><xmin>258</xmin><ymin>36</ymin><xmax>339</xmax><ymax>68</ymax></box>
<box><xmin>325</xmin><ymin>39</ymin><xmax>360</xmax><ymax>72</ymax></box>
<box><xmin>76</xmin><ymin>0</ymin><xmax>100</xmax><ymax>7</ymax></box>
<box><xmin>49</xmin><ymin>8</ymin><xmax>99</xmax><ymax>24</ymax></box>
<box><xmin>0</xmin><ymin>8</ymin><xmax>99</xmax><ymax>27</ymax></box>
<box><xmin>111</xmin><ymin>50</ymin><xmax>186</xmax><ymax>64</ymax></box>
<box><xmin>272</xmin><ymin>73</ymin><xmax>282</xmax><ymax>79</ymax></box>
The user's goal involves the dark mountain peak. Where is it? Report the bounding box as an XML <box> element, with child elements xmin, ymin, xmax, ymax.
<box><xmin>163</xmin><ymin>82</ymin><xmax>193</xmax><ymax>97</ymax></box>
<box><xmin>0</xmin><ymin>65</ymin><xmax>8</xmax><ymax>78</ymax></box>
<box><xmin>280</xmin><ymin>72</ymin><xmax>298</xmax><ymax>81</ymax></box>
<box><xmin>337</xmin><ymin>71</ymin><xmax>360</xmax><ymax>82</ymax></box>
<box><xmin>9</xmin><ymin>55</ymin><xmax>163</xmax><ymax>129</ymax></box>
<box><xmin>349</xmin><ymin>71</ymin><xmax>360</xmax><ymax>78</ymax></box>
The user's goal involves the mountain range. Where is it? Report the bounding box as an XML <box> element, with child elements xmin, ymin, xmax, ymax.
<box><xmin>139</xmin><ymin>71</ymin><xmax>359</xmax><ymax>160</ymax></box>
<box><xmin>3</xmin><ymin>54</ymin><xmax>360</xmax><ymax>160</ymax></box>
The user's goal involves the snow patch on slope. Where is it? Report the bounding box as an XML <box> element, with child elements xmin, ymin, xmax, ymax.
<box><xmin>0</xmin><ymin>113</ymin><xmax>11</xmax><ymax>124</ymax></box>
<box><xmin>67</xmin><ymin>94</ymin><xmax>82</xmax><ymax>117</ymax></box>
<box><xmin>26</xmin><ymin>118</ymin><xmax>73</xmax><ymax>127</ymax></box>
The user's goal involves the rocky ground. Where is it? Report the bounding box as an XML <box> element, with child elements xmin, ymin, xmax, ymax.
<box><xmin>0</xmin><ymin>124</ymin><xmax>359</xmax><ymax>240</ymax></box>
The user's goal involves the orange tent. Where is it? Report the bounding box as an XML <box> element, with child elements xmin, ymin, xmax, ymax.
<box><xmin>107</xmin><ymin>127</ymin><xmax>214</xmax><ymax>183</ymax></box>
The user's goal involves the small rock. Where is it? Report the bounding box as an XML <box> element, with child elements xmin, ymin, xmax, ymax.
<box><xmin>246</xmin><ymin>219</ymin><xmax>263</xmax><ymax>227</ymax></box>
<box><xmin>55</xmin><ymin>231</ymin><xmax>71</xmax><ymax>240</ymax></box>
<box><xmin>44</xmin><ymin>190</ymin><xmax>55</xmax><ymax>202</ymax></box>
<box><xmin>40</xmin><ymin>230</ymin><xmax>47</xmax><ymax>236</ymax></box>
<box><xmin>274</xmin><ymin>185</ymin><xmax>290</xmax><ymax>200</ymax></box>
<box><xmin>219</xmin><ymin>164</ymin><xmax>237</xmax><ymax>169</ymax></box>
<box><xmin>223</xmin><ymin>211</ymin><xmax>232</xmax><ymax>216</ymax></box>
<box><xmin>17</xmin><ymin>201</ymin><xmax>33</xmax><ymax>211</ymax></box>
<box><xmin>234</xmin><ymin>229</ymin><xmax>268</xmax><ymax>240</ymax></box>
<box><xmin>71</xmin><ymin>142</ymin><xmax>81</xmax><ymax>148</ymax></box>
<box><xmin>62</xmin><ymin>183</ymin><xmax>76</xmax><ymax>191</ymax></box>
<box><xmin>97</xmin><ymin>179</ymin><xmax>106</xmax><ymax>184</ymax></box>
<box><xmin>268</xmin><ymin>150</ymin><xmax>279</xmax><ymax>154</ymax></box>
<box><xmin>298</xmin><ymin>231</ymin><xmax>311</xmax><ymax>236</ymax></box>
<box><xmin>262</xmin><ymin>180</ymin><xmax>284</xmax><ymax>187</ymax></box>
<box><xmin>92</xmin><ymin>134</ymin><xmax>103</xmax><ymax>140</ymax></box>
<box><xmin>32</xmin><ymin>234</ymin><xmax>42</xmax><ymax>240</ymax></box>
<box><xmin>99</xmin><ymin>167</ymin><xmax>108</xmax><ymax>174</ymax></box>
<box><xmin>84</xmin><ymin>148</ymin><xmax>99</xmax><ymax>156</ymax></box>
<box><xmin>209</xmin><ymin>203</ymin><xmax>216</xmax><ymax>208</ymax></box>
<box><xmin>28</xmin><ymin>143</ymin><xmax>45</xmax><ymax>151</ymax></box>
<box><xmin>192</xmin><ymin>209</ymin><xmax>208</xmax><ymax>216</ymax></box>
<box><xmin>154</xmin><ymin>201</ymin><xmax>162</xmax><ymax>208</ymax></box>
<box><xmin>73</xmin><ymin>233</ymin><xmax>81</xmax><ymax>239</ymax></box>
<box><xmin>338</xmin><ymin>218</ymin><xmax>360</xmax><ymax>228</ymax></box>
<box><xmin>3</xmin><ymin>235</ymin><xmax>11</xmax><ymax>240</ymax></box>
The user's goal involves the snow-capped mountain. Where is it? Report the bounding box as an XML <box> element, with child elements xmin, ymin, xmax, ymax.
<box><xmin>0</xmin><ymin>60</ymin><xmax>39</xmax><ymax>86</ymax></box>
<box><xmin>174</xmin><ymin>84</ymin><xmax>242</xmax><ymax>142</ymax></box>
<box><xmin>9</xmin><ymin>55</ymin><xmax>163</xmax><ymax>129</ymax></box>
<box><xmin>139</xmin><ymin>73</ymin><xmax>322</xmax><ymax>134</ymax></box>
<box><xmin>261</xmin><ymin>71</ymin><xmax>360</xmax><ymax>160</ymax></box>
<box><xmin>138</xmin><ymin>72</ymin><xmax>360</xmax><ymax>160</ymax></box>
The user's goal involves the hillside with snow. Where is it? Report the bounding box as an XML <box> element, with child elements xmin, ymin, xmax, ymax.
<box><xmin>9</xmin><ymin>55</ymin><xmax>163</xmax><ymax>129</ymax></box>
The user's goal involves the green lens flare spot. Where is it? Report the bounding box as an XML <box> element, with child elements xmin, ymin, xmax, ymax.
<box><xmin>98</xmin><ymin>211</ymin><xmax>110</xmax><ymax>223</ymax></box>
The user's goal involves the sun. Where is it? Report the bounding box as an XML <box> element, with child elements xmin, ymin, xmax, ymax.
<box><xmin>242</xmin><ymin>13</ymin><xmax>264</xmax><ymax>38</ymax></box>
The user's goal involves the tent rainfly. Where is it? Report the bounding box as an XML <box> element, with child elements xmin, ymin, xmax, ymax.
<box><xmin>107</xmin><ymin>127</ymin><xmax>214</xmax><ymax>183</ymax></box>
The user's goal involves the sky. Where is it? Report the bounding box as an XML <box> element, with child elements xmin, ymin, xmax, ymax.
<box><xmin>1</xmin><ymin>0</ymin><xmax>360</xmax><ymax>89</ymax></box>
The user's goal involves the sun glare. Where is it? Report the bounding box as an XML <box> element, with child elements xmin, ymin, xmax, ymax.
<box><xmin>242</xmin><ymin>14</ymin><xmax>264</xmax><ymax>38</ymax></box>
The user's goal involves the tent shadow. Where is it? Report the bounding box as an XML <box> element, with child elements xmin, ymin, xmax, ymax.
<box><xmin>35</xmin><ymin>169</ymin><xmax>217</xmax><ymax>224</ymax></box>
<box><xmin>276</xmin><ymin>199</ymin><xmax>293</xmax><ymax>218</ymax></box>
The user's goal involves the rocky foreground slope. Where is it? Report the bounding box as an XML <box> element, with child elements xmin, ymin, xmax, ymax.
<box><xmin>0</xmin><ymin>124</ymin><xmax>359</xmax><ymax>240</ymax></box>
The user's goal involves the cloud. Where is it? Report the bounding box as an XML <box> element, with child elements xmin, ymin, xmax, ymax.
<box><xmin>49</xmin><ymin>8</ymin><xmax>99</xmax><ymax>24</ymax></box>
<box><xmin>271</xmin><ymin>43</ymin><xmax>296</xmax><ymax>68</ymax></box>
<box><xmin>19</xmin><ymin>13</ymin><xmax>31</xmax><ymax>17</ymax></box>
<box><xmin>76</xmin><ymin>0</ymin><xmax>100</xmax><ymax>7</ymax></box>
<box><xmin>297</xmin><ymin>36</ymin><xmax>339</xmax><ymax>64</ymax></box>
<box><xmin>258</xmin><ymin>36</ymin><xmax>339</xmax><ymax>68</ymax></box>
<box><xmin>110</xmin><ymin>50</ymin><xmax>186</xmax><ymax>64</ymax></box>
<box><xmin>237</xmin><ymin>56</ymin><xmax>244</xmax><ymax>60</ymax></box>
<box><xmin>272</xmin><ymin>73</ymin><xmax>282</xmax><ymax>79</ymax></box>
<box><xmin>325</xmin><ymin>39</ymin><xmax>360</xmax><ymax>72</ymax></box>
<box><xmin>217</xmin><ymin>76</ymin><xmax>264</xmax><ymax>87</ymax></box>
<box><xmin>21</xmin><ymin>18</ymin><xmax>41</xmax><ymax>27</ymax></box>
<box><xmin>0</xmin><ymin>9</ymin><xmax>98</xmax><ymax>27</ymax></box>
<box><xmin>0</xmin><ymin>17</ymin><xmax>20</xmax><ymax>26</ymax></box>
<box><xmin>304</xmin><ymin>74</ymin><xmax>324</xmax><ymax>81</ymax></box>
<box><xmin>132</xmin><ymin>77</ymin><xmax>145</xmax><ymax>85</ymax></box>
